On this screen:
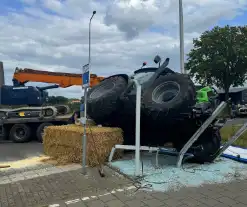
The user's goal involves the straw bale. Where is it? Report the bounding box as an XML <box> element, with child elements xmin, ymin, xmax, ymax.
<box><xmin>43</xmin><ymin>124</ymin><xmax>123</xmax><ymax>167</ymax></box>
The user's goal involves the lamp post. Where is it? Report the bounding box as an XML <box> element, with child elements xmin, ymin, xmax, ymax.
<box><xmin>82</xmin><ymin>10</ymin><xmax>96</xmax><ymax>175</ymax></box>
<box><xmin>84</xmin><ymin>10</ymin><xmax>96</xmax><ymax>119</ymax></box>
<box><xmin>89</xmin><ymin>11</ymin><xmax>96</xmax><ymax>65</ymax></box>
<box><xmin>179</xmin><ymin>0</ymin><xmax>185</xmax><ymax>74</ymax></box>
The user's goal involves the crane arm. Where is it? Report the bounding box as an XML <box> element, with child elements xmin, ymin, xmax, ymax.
<box><xmin>12</xmin><ymin>68</ymin><xmax>104</xmax><ymax>88</ymax></box>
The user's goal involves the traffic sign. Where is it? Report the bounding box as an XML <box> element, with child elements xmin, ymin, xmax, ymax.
<box><xmin>82</xmin><ymin>64</ymin><xmax>90</xmax><ymax>88</ymax></box>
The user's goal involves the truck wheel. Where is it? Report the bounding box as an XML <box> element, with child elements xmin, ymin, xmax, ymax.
<box><xmin>9</xmin><ymin>124</ymin><xmax>31</xmax><ymax>143</ymax></box>
<box><xmin>87</xmin><ymin>75</ymin><xmax>128</xmax><ymax>124</ymax></box>
<box><xmin>143</xmin><ymin>73</ymin><xmax>196</xmax><ymax>121</ymax></box>
<box><xmin>0</xmin><ymin>126</ymin><xmax>6</xmax><ymax>141</ymax></box>
<box><xmin>36</xmin><ymin>123</ymin><xmax>53</xmax><ymax>142</ymax></box>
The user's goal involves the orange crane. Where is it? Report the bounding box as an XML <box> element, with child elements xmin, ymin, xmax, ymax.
<box><xmin>13</xmin><ymin>67</ymin><xmax>104</xmax><ymax>88</ymax></box>
<box><xmin>0</xmin><ymin>62</ymin><xmax>106</xmax><ymax>143</ymax></box>
<box><xmin>0</xmin><ymin>63</ymin><xmax>105</xmax><ymax>121</ymax></box>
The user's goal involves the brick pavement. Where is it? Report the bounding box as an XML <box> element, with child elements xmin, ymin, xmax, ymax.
<box><xmin>1</xmin><ymin>165</ymin><xmax>247</xmax><ymax>207</ymax></box>
<box><xmin>0</xmin><ymin>163</ymin><xmax>81</xmax><ymax>185</ymax></box>
<box><xmin>0</xmin><ymin>165</ymin><xmax>133</xmax><ymax>207</ymax></box>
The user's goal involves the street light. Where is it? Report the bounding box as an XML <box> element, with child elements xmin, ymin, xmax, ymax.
<box><xmin>82</xmin><ymin>10</ymin><xmax>96</xmax><ymax>175</ymax></box>
<box><xmin>89</xmin><ymin>11</ymin><xmax>96</xmax><ymax>64</ymax></box>
<box><xmin>179</xmin><ymin>0</ymin><xmax>185</xmax><ymax>74</ymax></box>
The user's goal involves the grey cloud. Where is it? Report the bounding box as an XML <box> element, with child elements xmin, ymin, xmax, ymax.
<box><xmin>1</xmin><ymin>0</ymin><xmax>247</xmax><ymax>98</ymax></box>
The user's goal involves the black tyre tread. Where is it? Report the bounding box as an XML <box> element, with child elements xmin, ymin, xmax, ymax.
<box><xmin>36</xmin><ymin>122</ymin><xmax>53</xmax><ymax>142</ymax></box>
<box><xmin>143</xmin><ymin>73</ymin><xmax>196</xmax><ymax>121</ymax></box>
<box><xmin>173</xmin><ymin>128</ymin><xmax>221</xmax><ymax>164</ymax></box>
<box><xmin>87</xmin><ymin>75</ymin><xmax>128</xmax><ymax>124</ymax></box>
<box><xmin>9</xmin><ymin>124</ymin><xmax>31</xmax><ymax>143</ymax></box>
<box><xmin>192</xmin><ymin>130</ymin><xmax>221</xmax><ymax>163</ymax></box>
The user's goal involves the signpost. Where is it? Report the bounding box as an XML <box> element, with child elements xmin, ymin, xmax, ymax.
<box><xmin>82</xmin><ymin>64</ymin><xmax>90</xmax><ymax>88</ymax></box>
<box><xmin>81</xmin><ymin>64</ymin><xmax>90</xmax><ymax>174</ymax></box>
<box><xmin>81</xmin><ymin>11</ymin><xmax>96</xmax><ymax>175</ymax></box>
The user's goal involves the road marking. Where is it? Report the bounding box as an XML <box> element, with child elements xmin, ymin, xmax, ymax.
<box><xmin>48</xmin><ymin>185</ymin><xmax>136</xmax><ymax>207</ymax></box>
<box><xmin>98</xmin><ymin>192</ymin><xmax>111</xmax><ymax>197</ymax></box>
<box><xmin>65</xmin><ymin>198</ymin><xmax>80</xmax><ymax>204</ymax></box>
<box><xmin>81</xmin><ymin>197</ymin><xmax>90</xmax><ymax>201</ymax></box>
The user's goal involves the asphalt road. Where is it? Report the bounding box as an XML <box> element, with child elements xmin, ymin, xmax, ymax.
<box><xmin>224</xmin><ymin>118</ymin><xmax>247</xmax><ymax>126</ymax></box>
<box><xmin>0</xmin><ymin>142</ymin><xmax>44</xmax><ymax>162</ymax></box>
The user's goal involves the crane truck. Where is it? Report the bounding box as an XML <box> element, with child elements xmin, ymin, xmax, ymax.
<box><xmin>0</xmin><ymin>61</ymin><xmax>104</xmax><ymax>143</ymax></box>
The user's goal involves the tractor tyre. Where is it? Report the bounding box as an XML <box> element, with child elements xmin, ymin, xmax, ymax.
<box><xmin>87</xmin><ymin>75</ymin><xmax>128</xmax><ymax>125</ymax></box>
<box><xmin>142</xmin><ymin>73</ymin><xmax>196</xmax><ymax>122</ymax></box>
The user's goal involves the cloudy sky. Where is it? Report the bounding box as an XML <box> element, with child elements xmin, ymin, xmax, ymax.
<box><xmin>1</xmin><ymin>0</ymin><xmax>247</xmax><ymax>98</ymax></box>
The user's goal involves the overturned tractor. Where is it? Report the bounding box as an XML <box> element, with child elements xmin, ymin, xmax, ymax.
<box><xmin>87</xmin><ymin>55</ymin><xmax>223</xmax><ymax>164</ymax></box>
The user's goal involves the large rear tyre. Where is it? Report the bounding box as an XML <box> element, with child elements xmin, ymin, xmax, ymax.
<box><xmin>87</xmin><ymin>75</ymin><xmax>128</xmax><ymax>124</ymax></box>
<box><xmin>36</xmin><ymin>122</ymin><xmax>53</xmax><ymax>143</ymax></box>
<box><xmin>9</xmin><ymin>124</ymin><xmax>31</xmax><ymax>143</ymax></box>
<box><xmin>143</xmin><ymin>73</ymin><xmax>196</xmax><ymax>122</ymax></box>
<box><xmin>192</xmin><ymin>130</ymin><xmax>221</xmax><ymax>163</ymax></box>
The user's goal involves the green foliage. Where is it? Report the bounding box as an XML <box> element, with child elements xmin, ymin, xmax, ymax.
<box><xmin>186</xmin><ymin>25</ymin><xmax>247</xmax><ymax>99</ymax></box>
<box><xmin>46</xmin><ymin>96</ymin><xmax>81</xmax><ymax>112</ymax></box>
<box><xmin>68</xmin><ymin>102</ymin><xmax>80</xmax><ymax>112</ymax></box>
<box><xmin>47</xmin><ymin>96</ymin><xmax>69</xmax><ymax>105</ymax></box>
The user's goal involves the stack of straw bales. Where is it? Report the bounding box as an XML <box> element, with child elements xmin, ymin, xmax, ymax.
<box><xmin>43</xmin><ymin>124</ymin><xmax>123</xmax><ymax>167</ymax></box>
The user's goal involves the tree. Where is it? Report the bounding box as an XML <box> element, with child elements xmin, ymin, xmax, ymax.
<box><xmin>186</xmin><ymin>25</ymin><xmax>247</xmax><ymax>101</ymax></box>
<box><xmin>47</xmin><ymin>96</ymin><xmax>69</xmax><ymax>105</ymax></box>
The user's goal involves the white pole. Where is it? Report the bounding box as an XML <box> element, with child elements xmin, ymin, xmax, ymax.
<box><xmin>82</xmin><ymin>11</ymin><xmax>96</xmax><ymax>175</ymax></box>
<box><xmin>134</xmin><ymin>80</ymin><xmax>141</xmax><ymax>176</ymax></box>
<box><xmin>179</xmin><ymin>0</ymin><xmax>185</xmax><ymax>74</ymax></box>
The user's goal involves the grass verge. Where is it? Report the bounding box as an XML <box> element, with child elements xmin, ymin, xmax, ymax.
<box><xmin>220</xmin><ymin>124</ymin><xmax>247</xmax><ymax>148</ymax></box>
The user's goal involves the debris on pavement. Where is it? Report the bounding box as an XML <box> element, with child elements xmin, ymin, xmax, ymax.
<box><xmin>110</xmin><ymin>153</ymin><xmax>247</xmax><ymax>192</ymax></box>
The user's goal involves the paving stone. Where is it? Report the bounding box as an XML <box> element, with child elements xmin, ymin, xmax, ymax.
<box><xmin>217</xmin><ymin>196</ymin><xmax>239</xmax><ymax>206</ymax></box>
<box><xmin>49</xmin><ymin>201</ymin><xmax>67</xmax><ymax>207</ymax></box>
<box><xmin>134</xmin><ymin>191</ymin><xmax>154</xmax><ymax>200</ymax></box>
<box><xmin>198</xmin><ymin>197</ymin><xmax>223</xmax><ymax>206</ymax></box>
<box><xmin>181</xmin><ymin>198</ymin><xmax>202</xmax><ymax>207</ymax></box>
<box><xmin>125</xmin><ymin>199</ymin><xmax>146</xmax><ymax>207</ymax></box>
<box><xmin>113</xmin><ymin>191</ymin><xmax>135</xmax><ymax>202</ymax></box>
<box><xmin>151</xmin><ymin>192</ymin><xmax>170</xmax><ymax>201</ymax></box>
<box><xmin>142</xmin><ymin>198</ymin><xmax>164</xmax><ymax>207</ymax></box>
<box><xmin>0</xmin><ymin>180</ymin><xmax>10</xmax><ymax>185</ymax></box>
<box><xmin>85</xmin><ymin>200</ymin><xmax>105</xmax><ymax>207</ymax></box>
<box><xmin>211</xmin><ymin>204</ymin><xmax>227</xmax><ymax>207</ymax></box>
<box><xmin>234</xmin><ymin>203</ymin><xmax>247</xmax><ymax>207</ymax></box>
<box><xmin>105</xmin><ymin>199</ymin><xmax>125</xmax><ymax>207</ymax></box>
<box><xmin>163</xmin><ymin>198</ymin><xmax>184</xmax><ymax>207</ymax></box>
<box><xmin>188</xmin><ymin>192</ymin><xmax>206</xmax><ymax>200</ymax></box>
<box><xmin>235</xmin><ymin>195</ymin><xmax>247</xmax><ymax>205</ymax></box>
<box><xmin>98</xmin><ymin>194</ymin><xmax>116</xmax><ymax>202</ymax></box>
<box><xmin>10</xmin><ymin>177</ymin><xmax>25</xmax><ymax>182</ymax></box>
<box><xmin>66</xmin><ymin>200</ymin><xmax>87</xmax><ymax>207</ymax></box>
<box><xmin>1</xmin><ymin>164</ymin><xmax>247</xmax><ymax>207</ymax></box>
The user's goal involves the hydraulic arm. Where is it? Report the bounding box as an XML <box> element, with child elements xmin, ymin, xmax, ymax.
<box><xmin>13</xmin><ymin>68</ymin><xmax>104</xmax><ymax>88</ymax></box>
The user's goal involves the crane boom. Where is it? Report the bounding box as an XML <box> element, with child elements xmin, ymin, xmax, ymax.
<box><xmin>13</xmin><ymin>68</ymin><xmax>104</xmax><ymax>88</ymax></box>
